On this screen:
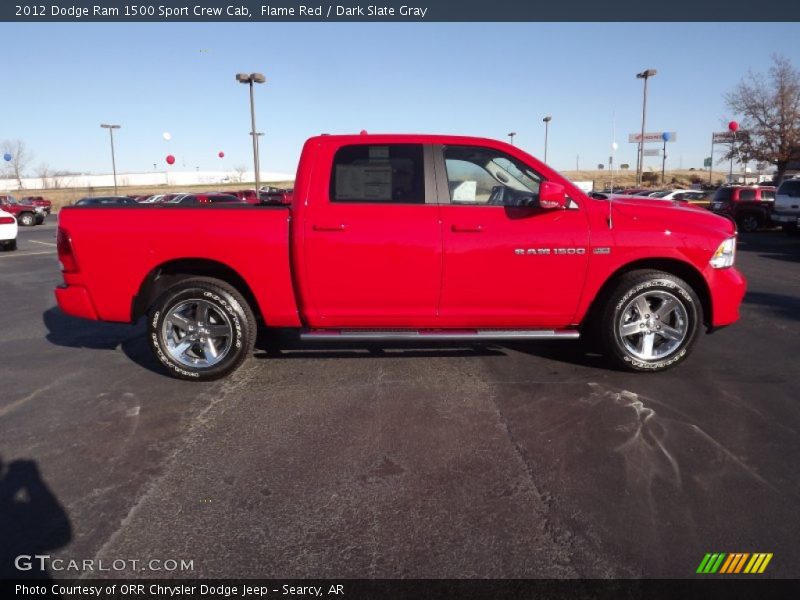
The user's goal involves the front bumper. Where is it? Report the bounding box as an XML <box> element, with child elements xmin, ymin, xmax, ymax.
<box><xmin>55</xmin><ymin>284</ymin><xmax>99</xmax><ymax>320</ymax></box>
<box><xmin>705</xmin><ymin>266</ymin><xmax>747</xmax><ymax>329</ymax></box>
<box><xmin>771</xmin><ymin>212</ymin><xmax>800</xmax><ymax>225</ymax></box>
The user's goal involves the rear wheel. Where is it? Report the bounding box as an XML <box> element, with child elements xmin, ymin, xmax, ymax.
<box><xmin>599</xmin><ymin>270</ymin><xmax>702</xmax><ymax>372</ymax></box>
<box><xmin>18</xmin><ymin>212</ymin><xmax>35</xmax><ymax>226</ymax></box>
<box><xmin>737</xmin><ymin>212</ymin><xmax>761</xmax><ymax>233</ymax></box>
<box><xmin>1</xmin><ymin>239</ymin><xmax>16</xmax><ymax>251</ymax></box>
<box><xmin>147</xmin><ymin>277</ymin><xmax>256</xmax><ymax>381</ymax></box>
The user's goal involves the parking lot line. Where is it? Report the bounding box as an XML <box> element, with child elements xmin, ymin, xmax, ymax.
<box><xmin>0</xmin><ymin>250</ymin><xmax>56</xmax><ymax>259</ymax></box>
<box><xmin>30</xmin><ymin>240</ymin><xmax>57</xmax><ymax>246</ymax></box>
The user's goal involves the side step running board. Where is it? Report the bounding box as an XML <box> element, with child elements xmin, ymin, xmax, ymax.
<box><xmin>300</xmin><ymin>329</ymin><xmax>580</xmax><ymax>341</ymax></box>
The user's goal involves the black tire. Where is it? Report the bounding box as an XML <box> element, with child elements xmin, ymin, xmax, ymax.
<box><xmin>147</xmin><ymin>277</ymin><xmax>256</xmax><ymax>381</ymax></box>
<box><xmin>4</xmin><ymin>239</ymin><xmax>17</xmax><ymax>251</ymax></box>
<box><xmin>782</xmin><ymin>223</ymin><xmax>799</xmax><ymax>236</ymax></box>
<box><xmin>18</xmin><ymin>212</ymin><xmax>35</xmax><ymax>227</ymax></box>
<box><xmin>736</xmin><ymin>212</ymin><xmax>761</xmax><ymax>233</ymax></box>
<box><xmin>598</xmin><ymin>270</ymin><xmax>702</xmax><ymax>372</ymax></box>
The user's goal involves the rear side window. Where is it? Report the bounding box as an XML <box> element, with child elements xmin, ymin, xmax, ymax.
<box><xmin>713</xmin><ymin>188</ymin><xmax>732</xmax><ymax>202</ymax></box>
<box><xmin>778</xmin><ymin>180</ymin><xmax>800</xmax><ymax>197</ymax></box>
<box><xmin>330</xmin><ymin>144</ymin><xmax>425</xmax><ymax>203</ymax></box>
<box><xmin>760</xmin><ymin>190</ymin><xmax>774</xmax><ymax>201</ymax></box>
<box><xmin>739</xmin><ymin>189</ymin><xmax>756</xmax><ymax>201</ymax></box>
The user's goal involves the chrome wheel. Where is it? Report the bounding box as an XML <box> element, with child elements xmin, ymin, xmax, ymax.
<box><xmin>161</xmin><ymin>298</ymin><xmax>233</xmax><ymax>368</ymax></box>
<box><xmin>617</xmin><ymin>290</ymin><xmax>688</xmax><ymax>361</ymax></box>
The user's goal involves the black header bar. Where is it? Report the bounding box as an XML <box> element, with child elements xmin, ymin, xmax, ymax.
<box><xmin>3</xmin><ymin>0</ymin><xmax>800</xmax><ymax>22</ymax></box>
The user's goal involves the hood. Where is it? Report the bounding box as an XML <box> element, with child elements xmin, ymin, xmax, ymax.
<box><xmin>609</xmin><ymin>195</ymin><xmax>736</xmax><ymax>236</ymax></box>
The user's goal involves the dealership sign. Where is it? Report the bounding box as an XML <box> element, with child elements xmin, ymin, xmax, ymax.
<box><xmin>713</xmin><ymin>131</ymin><xmax>749</xmax><ymax>143</ymax></box>
<box><xmin>629</xmin><ymin>132</ymin><xmax>677</xmax><ymax>143</ymax></box>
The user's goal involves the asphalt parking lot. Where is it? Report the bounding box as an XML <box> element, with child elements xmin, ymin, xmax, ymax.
<box><xmin>1</xmin><ymin>216</ymin><xmax>798</xmax><ymax>579</ymax></box>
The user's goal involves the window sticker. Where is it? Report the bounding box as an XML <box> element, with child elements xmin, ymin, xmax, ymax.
<box><xmin>335</xmin><ymin>164</ymin><xmax>393</xmax><ymax>200</ymax></box>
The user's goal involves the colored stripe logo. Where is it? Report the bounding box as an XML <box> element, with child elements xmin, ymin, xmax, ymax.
<box><xmin>696</xmin><ymin>553</ymin><xmax>773</xmax><ymax>574</ymax></box>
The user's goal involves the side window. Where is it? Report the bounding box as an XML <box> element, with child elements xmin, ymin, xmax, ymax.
<box><xmin>443</xmin><ymin>145</ymin><xmax>541</xmax><ymax>207</ymax></box>
<box><xmin>713</xmin><ymin>188</ymin><xmax>732</xmax><ymax>202</ymax></box>
<box><xmin>760</xmin><ymin>190</ymin><xmax>774</xmax><ymax>201</ymax></box>
<box><xmin>330</xmin><ymin>144</ymin><xmax>425</xmax><ymax>204</ymax></box>
<box><xmin>739</xmin><ymin>189</ymin><xmax>756</xmax><ymax>201</ymax></box>
<box><xmin>779</xmin><ymin>180</ymin><xmax>800</xmax><ymax>197</ymax></box>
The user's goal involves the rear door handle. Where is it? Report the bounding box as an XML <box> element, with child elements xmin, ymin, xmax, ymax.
<box><xmin>451</xmin><ymin>224</ymin><xmax>483</xmax><ymax>233</ymax></box>
<box><xmin>313</xmin><ymin>223</ymin><xmax>348</xmax><ymax>231</ymax></box>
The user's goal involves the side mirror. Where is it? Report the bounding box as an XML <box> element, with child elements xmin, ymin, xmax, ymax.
<box><xmin>538</xmin><ymin>181</ymin><xmax>567</xmax><ymax>209</ymax></box>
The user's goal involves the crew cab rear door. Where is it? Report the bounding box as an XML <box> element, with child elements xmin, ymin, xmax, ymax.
<box><xmin>302</xmin><ymin>142</ymin><xmax>441</xmax><ymax>327</ymax></box>
<box><xmin>434</xmin><ymin>144</ymin><xmax>590</xmax><ymax>327</ymax></box>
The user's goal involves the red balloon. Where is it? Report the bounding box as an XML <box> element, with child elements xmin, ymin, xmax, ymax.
<box><xmin>218</xmin><ymin>151</ymin><xmax>224</xmax><ymax>158</ymax></box>
<box><xmin>728</xmin><ymin>121</ymin><xmax>739</xmax><ymax>132</ymax></box>
<box><xmin>166</xmin><ymin>155</ymin><xmax>175</xmax><ymax>165</ymax></box>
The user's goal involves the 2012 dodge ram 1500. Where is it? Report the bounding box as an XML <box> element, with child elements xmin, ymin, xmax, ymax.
<box><xmin>55</xmin><ymin>134</ymin><xmax>746</xmax><ymax>380</ymax></box>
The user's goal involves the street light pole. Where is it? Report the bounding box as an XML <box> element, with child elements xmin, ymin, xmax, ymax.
<box><xmin>236</xmin><ymin>72</ymin><xmax>266</xmax><ymax>196</ymax></box>
<box><xmin>100</xmin><ymin>123</ymin><xmax>120</xmax><ymax>195</ymax></box>
<box><xmin>542</xmin><ymin>116</ymin><xmax>552</xmax><ymax>163</ymax></box>
<box><xmin>507</xmin><ymin>132</ymin><xmax>516</xmax><ymax>145</ymax></box>
<box><xmin>635</xmin><ymin>69</ymin><xmax>657</xmax><ymax>186</ymax></box>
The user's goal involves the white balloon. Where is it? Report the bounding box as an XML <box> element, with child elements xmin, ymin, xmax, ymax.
<box><xmin>611</xmin><ymin>142</ymin><xmax>619</xmax><ymax>151</ymax></box>
<box><xmin>162</xmin><ymin>132</ymin><xmax>172</xmax><ymax>141</ymax></box>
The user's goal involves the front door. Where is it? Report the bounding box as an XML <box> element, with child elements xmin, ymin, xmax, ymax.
<box><xmin>436</xmin><ymin>144</ymin><xmax>590</xmax><ymax>328</ymax></box>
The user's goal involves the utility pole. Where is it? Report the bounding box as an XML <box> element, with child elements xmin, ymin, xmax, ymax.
<box><xmin>635</xmin><ymin>69</ymin><xmax>657</xmax><ymax>185</ymax></box>
<box><xmin>100</xmin><ymin>123</ymin><xmax>121</xmax><ymax>194</ymax></box>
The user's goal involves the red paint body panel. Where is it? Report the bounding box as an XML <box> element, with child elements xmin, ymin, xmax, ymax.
<box><xmin>54</xmin><ymin>285</ymin><xmax>98</xmax><ymax>320</ymax></box>
<box><xmin>56</xmin><ymin>207</ymin><xmax>301</xmax><ymax>326</ymax></box>
<box><xmin>55</xmin><ymin>133</ymin><xmax>746</xmax><ymax>335</ymax></box>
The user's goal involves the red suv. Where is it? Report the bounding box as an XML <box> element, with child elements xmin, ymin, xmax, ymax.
<box><xmin>19</xmin><ymin>195</ymin><xmax>53</xmax><ymax>215</ymax></box>
<box><xmin>0</xmin><ymin>195</ymin><xmax>46</xmax><ymax>226</ymax></box>
<box><xmin>707</xmin><ymin>185</ymin><xmax>775</xmax><ymax>232</ymax></box>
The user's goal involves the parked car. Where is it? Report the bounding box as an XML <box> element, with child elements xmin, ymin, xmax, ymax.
<box><xmin>19</xmin><ymin>195</ymin><xmax>53</xmax><ymax>214</ymax></box>
<box><xmin>166</xmin><ymin>193</ymin><xmax>244</xmax><ymax>205</ymax></box>
<box><xmin>0</xmin><ymin>194</ymin><xmax>46</xmax><ymax>226</ymax></box>
<box><xmin>74</xmin><ymin>196</ymin><xmax>138</xmax><ymax>206</ymax></box>
<box><xmin>771</xmin><ymin>178</ymin><xmax>800</xmax><ymax>234</ymax></box>
<box><xmin>140</xmin><ymin>194</ymin><xmax>166</xmax><ymax>203</ymax></box>
<box><xmin>707</xmin><ymin>185</ymin><xmax>775</xmax><ymax>232</ymax></box>
<box><xmin>671</xmin><ymin>190</ymin><xmax>712</xmax><ymax>205</ymax></box>
<box><xmin>233</xmin><ymin>189</ymin><xmax>260</xmax><ymax>204</ymax></box>
<box><xmin>0</xmin><ymin>208</ymin><xmax>18</xmax><ymax>251</ymax></box>
<box><xmin>55</xmin><ymin>133</ymin><xmax>745</xmax><ymax>380</ymax></box>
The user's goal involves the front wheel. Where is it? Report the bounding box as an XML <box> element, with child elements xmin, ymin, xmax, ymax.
<box><xmin>599</xmin><ymin>270</ymin><xmax>702</xmax><ymax>372</ymax></box>
<box><xmin>148</xmin><ymin>277</ymin><xmax>256</xmax><ymax>381</ymax></box>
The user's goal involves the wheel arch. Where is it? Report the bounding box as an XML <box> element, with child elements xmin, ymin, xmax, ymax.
<box><xmin>582</xmin><ymin>258</ymin><xmax>712</xmax><ymax>329</ymax></box>
<box><xmin>132</xmin><ymin>258</ymin><xmax>262</xmax><ymax>323</ymax></box>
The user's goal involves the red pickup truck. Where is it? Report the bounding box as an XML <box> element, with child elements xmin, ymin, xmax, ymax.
<box><xmin>55</xmin><ymin>134</ymin><xmax>745</xmax><ymax>380</ymax></box>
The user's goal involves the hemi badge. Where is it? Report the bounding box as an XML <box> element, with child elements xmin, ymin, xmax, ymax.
<box><xmin>593</xmin><ymin>247</ymin><xmax>611</xmax><ymax>254</ymax></box>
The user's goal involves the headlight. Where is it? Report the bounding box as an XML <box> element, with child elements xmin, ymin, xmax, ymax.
<box><xmin>710</xmin><ymin>237</ymin><xmax>736</xmax><ymax>269</ymax></box>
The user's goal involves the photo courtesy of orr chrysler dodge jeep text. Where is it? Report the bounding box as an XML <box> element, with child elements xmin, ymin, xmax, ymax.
<box><xmin>54</xmin><ymin>134</ymin><xmax>746</xmax><ymax>380</ymax></box>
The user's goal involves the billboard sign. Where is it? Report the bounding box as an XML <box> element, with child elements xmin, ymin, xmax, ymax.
<box><xmin>629</xmin><ymin>132</ymin><xmax>677</xmax><ymax>143</ymax></box>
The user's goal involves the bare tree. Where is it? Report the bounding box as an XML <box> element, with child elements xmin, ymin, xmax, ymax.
<box><xmin>724</xmin><ymin>55</ymin><xmax>800</xmax><ymax>184</ymax></box>
<box><xmin>232</xmin><ymin>165</ymin><xmax>247</xmax><ymax>184</ymax></box>
<box><xmin>1</xmin><ymin>140</ymin><xmax>34</xmax><ymax>189</ymax></box>
<box><xmin>36</xmin><ymin>163</ymin><xmax>52</xmax><ymax>189</ymax></box>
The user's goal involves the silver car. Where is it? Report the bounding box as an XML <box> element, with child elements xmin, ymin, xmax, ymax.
<box><xmin>772</xmin><ymin>178</ymin><xmax>800</xmax><ymax>233</ymax></box>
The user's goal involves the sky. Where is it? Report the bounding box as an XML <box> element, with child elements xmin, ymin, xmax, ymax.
<box><xmin>3</xmin><ymin>22</ymin><xmax>800</xmax><ymax>177</ymax></box>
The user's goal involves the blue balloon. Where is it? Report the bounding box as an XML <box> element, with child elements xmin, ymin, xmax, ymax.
<box><xmin>662</xmin><ymin>132</ymin><xmax>670</xmax><ymax>141</ymax></box>
<box><xmin>2</xmin><ymin>153</ymin><xmax>11</xmax><ymax>162</ymax></box>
